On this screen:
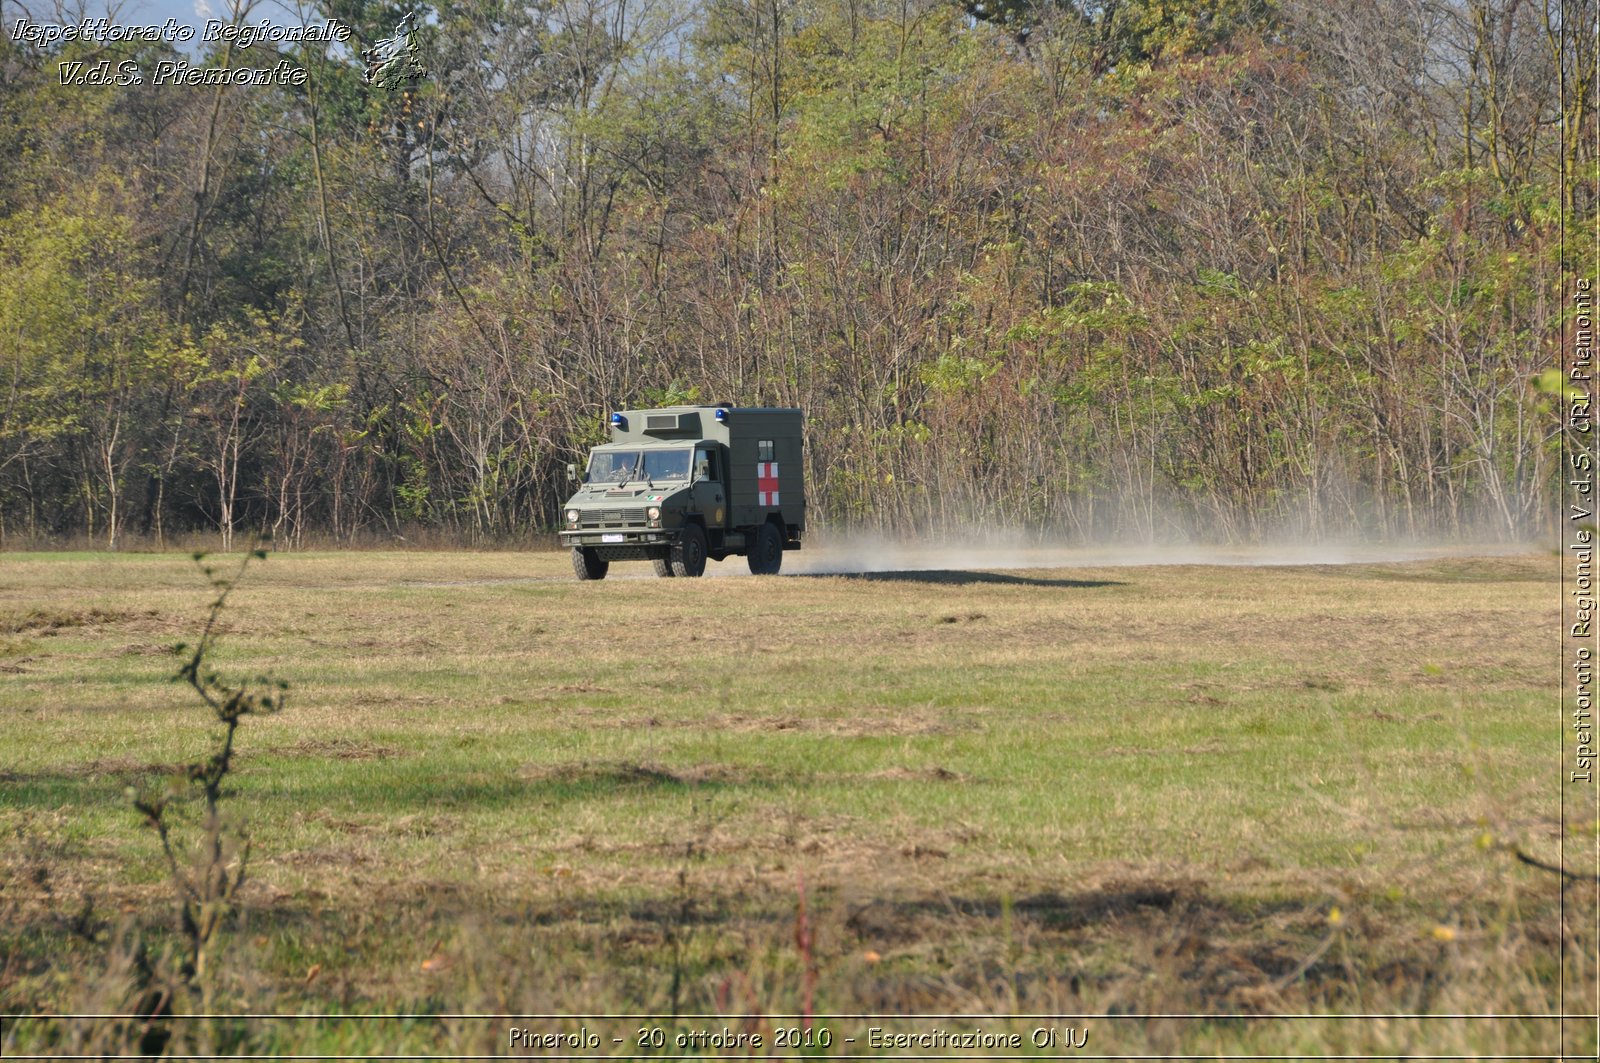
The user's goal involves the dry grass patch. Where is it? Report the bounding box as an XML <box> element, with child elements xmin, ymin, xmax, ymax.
<box><xmin>0</xmin><ymin>548</ymin><xmax>1586</xmax><ymax>1057</ymax></box>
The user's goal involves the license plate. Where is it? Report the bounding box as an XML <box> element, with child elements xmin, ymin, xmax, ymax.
<box><xmin>601</xmin><ymin>533</ymin><xmax>624</xmax><ymax>543</ymax></box>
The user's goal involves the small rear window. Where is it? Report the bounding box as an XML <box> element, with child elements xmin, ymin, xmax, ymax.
<box><xmin>758</xmin><ymin>440</ymin><xmax>774</xmax><ymax>461</ymax></box>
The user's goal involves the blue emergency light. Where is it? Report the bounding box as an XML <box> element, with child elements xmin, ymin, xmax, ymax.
<box><xmin>714</xmin><ymin>408</ymin><xmax>730</xmax><ymax>424</ymax></box>
<box><xmin>610</xmin><ymin>412</ymin><xmax>626</xmax><ymax>429</ymax></box>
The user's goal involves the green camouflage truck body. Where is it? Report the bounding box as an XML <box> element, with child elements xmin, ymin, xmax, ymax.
<box><xmin>559</xmin><ymin>406</ymin><xmax>804</xmax><ymax>579</ymax></box>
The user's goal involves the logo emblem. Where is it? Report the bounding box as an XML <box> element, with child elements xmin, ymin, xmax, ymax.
<box><xmin>362</xmin><ymin>10</ymin><xmax>427</xmax><ymax>89</ymax></box>
<box><xmin>757</xmin><ymin>463</ymin><xmax>780</xmax><ymax>507</ymax></box>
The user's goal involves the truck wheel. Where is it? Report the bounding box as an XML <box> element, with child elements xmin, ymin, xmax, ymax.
<box><xmin>572</xmin><ymin>547</ymin><xmax>608</xmax><ymax>581</ymax></box>
<box><xmin>651</xmin><ymin>554</ymin><xmax>674</xmax><ymax>578</ymax></box>
<box><xmin>747</xmin><ymin>521</ymin><xmax>784</xmax><ymax>575</ymax></box>
<box><xmin>670</xmin><ymin>524</ymin><xmax>707</xmax><ymax>578</ymax></box>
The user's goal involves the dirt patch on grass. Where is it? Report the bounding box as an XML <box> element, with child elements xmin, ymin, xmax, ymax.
<box><xmin>0</xmin><ymin>606</ymin><xmax>143</xmax><ymax>634</ymax></box>
<box><xmin>118</xmin><ymin>642</ymin><xmax>177</xmax><ymax>657</ymax></box>
<box><xmin>834</xmin><ymin>876</ymin><xmax>1391</xmax><ymax>1011</ymax></box>
<box><xmin>565</xmin><ymin>707</ymin><xmax>965</xmax><ymax>737</ymax></box>
<box><xmin>346</xmin><ymin>635</ymin><xmax>442</xmax><ymax>652</ymax></box>
<box><xmin>285</xmin><ymin>738</ymin><xmax>404</xmax><ymax>761</ymax></box>
<box><xmin>847</xmin><ymin>878</ymin><xmax>1207</xmax><ymax>940</ymax></box>
<box><xmin>717</xmin><ymin>710</ymin><xmax>963</xmax><ymax>737</ymax></box>
<box><xmin>1103</xmin><ymin>740</ymin><xmax>1231</xmax><ymax>757</ymax></box>
<box><xmin>279</xmin><ymin>846</ymin><xmax>379</xmax><ymax>869</ymax></box>
<box><xmin>0</xmin><ymin>756</ymin><xmax>188</xmax><ymax>782</ymax></box>
<box><xmin>517</xmin><ymin>760</ymin><xmax>751</xmax><ymax>788</ymax></box>
<box><xmin>347</xmin><ymin>692</ymin><xmax>446</xmax><ymax>707</ymax></box>
<box><xmin>1012</xmin><ymin>879</ymin><xmax>1207</xmax><ymax>929</ymax></box>
<box><xmin>1364</xmin><ymin>708</ymin><xmax>1446</xmax><ymax>723</ymax></box>
<box><xmin>865</xmin><ymin>765</ymin><xmax>970</xmax><ymax>782</ymax></box>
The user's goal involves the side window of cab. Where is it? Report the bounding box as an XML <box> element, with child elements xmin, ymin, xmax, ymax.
<box><xmin>695</xmin><ymin>447</ymin><xmax>718</xmax><ymax>482</ymax></box>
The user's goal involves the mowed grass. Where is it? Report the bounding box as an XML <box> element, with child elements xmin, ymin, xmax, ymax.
<box><xmin>0</xmin><ymin>548</ymin><xmax>1592</xmax><ymax>1056</ymax></box>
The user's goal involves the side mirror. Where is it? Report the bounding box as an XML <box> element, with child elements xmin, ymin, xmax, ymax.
<box><xmin>566</xmin><ymin>463</ymin><xmax>578</xmax><ymax>483</ymax></box>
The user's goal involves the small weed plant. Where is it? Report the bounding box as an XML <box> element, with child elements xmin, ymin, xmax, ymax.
<box><xmin>133</xmin><ymin>544</ymin><xmax>287</xmax><ymax>996</ymax></box>
<box><xmin>71</xmin><ymin>542</ymin><xmax>287</xmax><ymax>1053</ymax></box>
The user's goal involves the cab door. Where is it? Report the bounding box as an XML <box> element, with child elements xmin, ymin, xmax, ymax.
<box><xmin>691</xmin><ymin>445</ymin><xmax>726</xmax><ymax>529</ymax></box>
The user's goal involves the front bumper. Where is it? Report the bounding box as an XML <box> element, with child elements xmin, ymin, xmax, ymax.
<box><xmin>560</xmin><ymin>528</ymin><xmax>678</xmax><ymax>548</ymax></box>
<box><xmin>561</xmin><ymin>527</ymin><xmax>680</xmax><ymax>563</ymax></box>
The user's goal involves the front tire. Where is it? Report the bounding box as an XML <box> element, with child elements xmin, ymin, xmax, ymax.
<box><xmin>651</xmin><ymin>553</ymin><xmax>674</xmax><ymax>578</ymax></box>
<box><xmin>747</xmin><ymin>521</ymin><xmax>784</xmax><ymax>575</ymax></box>
<box><xmin>670</xmin><ymin>524</ymin><xmax>708</xmax><ymax>578</ymax></box>
<box><xmin>572</xmin><ymin>547</ymin><xmax>608</xmax><ymax>581</ymax></box>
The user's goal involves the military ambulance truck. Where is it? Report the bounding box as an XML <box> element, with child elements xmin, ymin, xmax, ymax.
<box><xmin>559</xmin><ymin>405</ymin><xmax>804</xmax><ymax>580</ymax></box>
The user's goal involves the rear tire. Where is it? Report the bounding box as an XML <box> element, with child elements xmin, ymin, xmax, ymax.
<box><xmin>747</xmin><ymin>521</ymin><xmax>784</xmax><ymax>575</ymax></box>
<box><xmin>572</xmin><ymin>547</ymin><xmax>608</xmax><ymax>581</ymax></box>
<box><xmin>670</xmin><ymin>524</ymin><xmax>707</xmax><ymax>578</ymax></box>
<box><xmin>651</xmin><ymin>554</ymin><xmax>674</xmax><ymax>578</ymax></box>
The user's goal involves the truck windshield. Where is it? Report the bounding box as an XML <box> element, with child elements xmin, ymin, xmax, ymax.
<box><xmin>587</xmin><ymin>449</ymin><xmax>692</xmax><ymax>483</ymax></box>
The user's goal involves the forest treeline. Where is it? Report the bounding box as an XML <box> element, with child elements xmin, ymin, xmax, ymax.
<box><xmin>0</xmin><ymin>0</ymin><xmax>1594</xmax><ymax>548</ymax></box>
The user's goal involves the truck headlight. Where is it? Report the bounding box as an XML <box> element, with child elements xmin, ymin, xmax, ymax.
<box><xmin>565</xmin><ymin>509</ymin><xmax>579</xmax><ymax>525</ymax></box>
<box><xmin>646</xmin><ymin>507</ymin><xmax>661</xmax><ymax>521</ymax></box>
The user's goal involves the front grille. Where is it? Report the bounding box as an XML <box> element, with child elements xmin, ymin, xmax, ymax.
<box><xmin>581</xmin><ymin>507</ymin><xmax>646</xmax><ymax>528</ymax></box>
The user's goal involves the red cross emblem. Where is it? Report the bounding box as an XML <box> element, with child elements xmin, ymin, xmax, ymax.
<box><xmin>757</xmin><ymin>462</ymin><xmax>780</xmax><ymax>507</ymax></box>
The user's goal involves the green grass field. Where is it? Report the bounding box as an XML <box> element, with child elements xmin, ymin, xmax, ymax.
<box><xmin>0</xmin><ymin>548</ymin><xmax>1592</xmax><ymax>1057</ymax></box>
